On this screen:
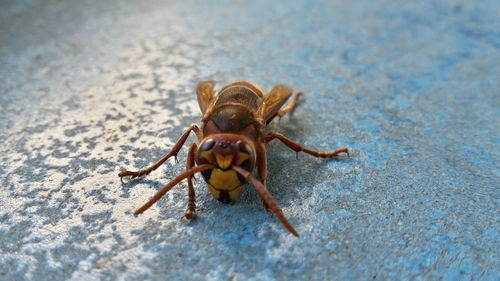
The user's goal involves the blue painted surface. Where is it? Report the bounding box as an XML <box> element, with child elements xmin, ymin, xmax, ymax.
<box><xmin>0</xmin><ymin>0</ymin><xmax>499</xmax><ymax>280</ymax></box>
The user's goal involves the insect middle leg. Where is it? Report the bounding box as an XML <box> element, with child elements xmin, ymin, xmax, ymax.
<box><xmin>184</xmin><ymin>143</ymin><xmax>198</xmax><ymax>219</ymax></box>
<box><xmin>119</xmin><ymin>124</ymin><xmax>202</xmax><ymax>180</ymax></box>
<box><xmin>264</xmin><ymin>132</ymin><xmax>349</xmax><ymax>158</ymax></box>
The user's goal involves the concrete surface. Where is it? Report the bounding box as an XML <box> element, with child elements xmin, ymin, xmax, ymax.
<box><xmin>1</xmin><ymin>0</ymin><xmax>499</xmax><ymax>280</ymax></box>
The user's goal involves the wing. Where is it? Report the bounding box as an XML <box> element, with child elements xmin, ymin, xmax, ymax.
<box><xmin>196</xmin><ymin>80</ymin><xmax>216</xmax><ymax>114</ymax></box>
<box><xmin>263</xmin><ymin>84</ymin><xmax>293</xmax><ymax>122</ymax></box>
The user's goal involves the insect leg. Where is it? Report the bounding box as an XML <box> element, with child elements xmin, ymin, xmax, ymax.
<box><xmin>184</xmin><ymin>143</ymin><xmax>198</xmax><ymax>219</ymax></box>
<box><xmin>119</xmin><ymin>124</ymin><xmax>203</xmax><ymax>181</ymax></box>
<box><xmin>277</xmin><ymin>92</ymin><xmax>302</xmax><ymax>118</ymax></box>
<box><xmin>233</xmin><ymin>166</ymin><xmax>299</xmax><ymax>237</ymax></box>
<box><xmin>265</xmin><ymin>92</ymin><xmax>302</xmax><ymax>125</ymax></box>
<box><xmin>264</xmin><ymin>132</ymin><xmax>349</xmax><ymax>158</ymax></box>
<box><xmin>134</xmin><ymin>164</ymin><xmax>214</xmax><ymax>215</ymax></box>
<box><xmin>256</xmin><ymin>142</ymin><xmax>271</xmax><ymax>210</ymax></box>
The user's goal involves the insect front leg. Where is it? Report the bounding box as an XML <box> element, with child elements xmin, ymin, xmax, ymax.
<box><xmin>264</xmin><ymin>132</ymin><xmax>349</xmax><ymax>158</ymax></box>
<box><xmin>134</xmin><ymin>164</ymin><xmax>214</xmax><ymax>215</ymax></box>
<box><xmin>184</xmin><ymin>143</ymin><xmax>198</xmax><ymax>219</ymax></box>
<box><xmin>119</xmin><ymin>124</ymin><xmax>202</xmax><ymax>181</ymax></box>
<box><xmin>256</xmin><ymin>142</ymin><xmax>271</xmax><ymax>211</ymax></box>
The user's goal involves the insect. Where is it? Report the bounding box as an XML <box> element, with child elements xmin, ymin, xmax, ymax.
<box><xmin>119</xmin><ymin>81</ymin><xmax>349</xmax><ymax>237</ymax></box>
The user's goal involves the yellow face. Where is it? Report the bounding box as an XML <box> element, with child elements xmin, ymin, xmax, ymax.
<box><xmin>196</xmin><ymin>136</ymin><xmax>256</xmax><ymax>202</ymax></box>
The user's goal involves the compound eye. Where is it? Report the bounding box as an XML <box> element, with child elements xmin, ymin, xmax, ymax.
<box><xmin>200</xmin><ymin>139</ymin><xmax>215</xmax><ymax>151</ymax></box>
<box><xmin>235</xmin><ymin>140</ymin><xmax>255</xmax><ymax>167</ymax></box>
<box><xmin>236</xmin><ymin>140</ymin><xmax>252</xmax><ymax>154</ymax></box>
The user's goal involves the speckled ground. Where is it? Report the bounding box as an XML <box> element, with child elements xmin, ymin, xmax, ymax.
<box><xmin>1</xmin><ymin>0</ymin><xmax>499</xmax><ymax>280</ymax></box>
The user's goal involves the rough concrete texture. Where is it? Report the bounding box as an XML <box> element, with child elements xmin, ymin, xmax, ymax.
<box><xmin>1</xmin><ymin>0</ymin><xmax>499</xmax><ymax>280</ymax></box>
